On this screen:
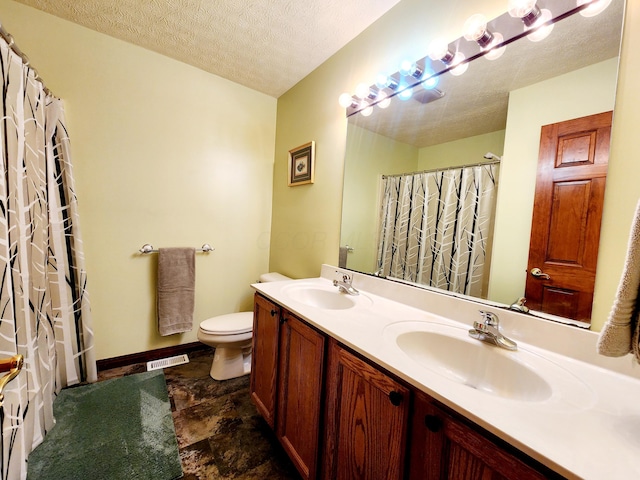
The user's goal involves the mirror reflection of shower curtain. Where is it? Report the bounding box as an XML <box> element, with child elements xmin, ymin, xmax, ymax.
<box><xmin>376</xmin><ymin>163</ymin><xmax>499</xmax><ymax>297</ymax></box>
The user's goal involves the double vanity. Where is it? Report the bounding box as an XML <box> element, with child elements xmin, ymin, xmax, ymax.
<box><xmin>250</xmin><ymin>265</ymin><xmax>640</xmax><ymax>479</ymax></box>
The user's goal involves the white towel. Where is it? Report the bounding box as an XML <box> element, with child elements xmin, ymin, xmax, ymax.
<box><xmin>597</xmin><ymin>200</ymin><xmax>640</xmax><ymax>360</ymax></box>
<box><xmin>157</xmin><ymin>248</ymin><xmax>195</xmax><ymax>336</ymax></box>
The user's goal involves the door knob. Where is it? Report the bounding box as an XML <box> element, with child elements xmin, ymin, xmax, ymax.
<box><xmin>530</xmin><ymin>268</ymin><xmax>551</xmax><ymax>280</ymax></box>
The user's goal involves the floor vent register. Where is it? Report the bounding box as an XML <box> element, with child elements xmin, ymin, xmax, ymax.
<box><xmin>147</xmin><ymin>354</ymin><xmax>190</xmax><ymax>371</ymax></box>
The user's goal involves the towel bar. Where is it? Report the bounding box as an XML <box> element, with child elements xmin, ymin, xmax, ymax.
<box><xmin>139</xmin><ymin>243</ymin><xmax>214</xmax><ymax>254</ymax></box>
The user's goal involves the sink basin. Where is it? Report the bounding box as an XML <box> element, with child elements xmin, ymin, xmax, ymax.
<box><xmin>384</xmin><ymin>321</ymin><xmax>594</xmax><ymax>405</ymax></box>
<box><xmin>396</xmin><ymin>329</ymin><xmax>551</xmax><ymax>401</ymax></box>
<box><xmin>282</xmin><ymin>283</ymin><xmax>372</xmax><ymax>310</ymax></box>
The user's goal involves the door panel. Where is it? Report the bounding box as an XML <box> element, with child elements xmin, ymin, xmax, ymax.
<box><xmin>525</xmin><ymin>111</ymin><xmax>612</xmax><ymax>322</ymax></box>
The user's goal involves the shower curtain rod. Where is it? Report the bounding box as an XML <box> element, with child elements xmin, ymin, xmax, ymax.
<box><xmin>0</xmin><ymin>22</ymin><xmax>52</xmax><ymax>96</ymax></box>
<box><xmin>381</xmin><ymin>159</ymin><xmax>500</xmax><ymax>179</ymax></box>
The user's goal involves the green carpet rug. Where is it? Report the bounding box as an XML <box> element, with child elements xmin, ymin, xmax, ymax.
<box><xmin>27</xmin><ymin>370</ymin><xmax>183</xmax><ymax>480</ymax></box>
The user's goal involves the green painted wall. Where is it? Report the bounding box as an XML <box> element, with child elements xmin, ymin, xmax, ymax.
<box><xmin>489</xmin><ymin>58</ymin><xmax>618</xmax><ymax>320</ymax></box>
<box><xmin>269</xmin><ymin>0</ymin><xmax>507</xmax><ymax>279</ymax></box>
<box><xmin>0</xmin><ymin>1</ymin><xmax>277</xmax><ymax>359</ymax></box>
<box><xmin>418</xmin><ymin>130</ymin><xmax>506</xmax><ymax>170</ymax></box>
<box><xmin>341</xmin><ymin>125</ymin><xmax>418</xmax><ymax>273</ymax></box>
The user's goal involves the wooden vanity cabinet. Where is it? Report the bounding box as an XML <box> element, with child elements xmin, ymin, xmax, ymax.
<box><xmin>276</xmin><ymin>308</ymin><xmax>325</xmax><ymax>479</ymax></box>
<box><xmin>322</xmin><ymin>339</ymin><xmax>410</xmax><ymax>480</ymax></box>
<box><xmin>408</xmin><ymin>390</ymin><xmax>561</xmax><ymax>480</ymax></box>
<box><xmin>250</xmin><ymin>293</ymin><xmax>325</xmax><ymax>480</ymax></box>
<box><xmin>250</xmin><ymin>294</ymin><xmax>281</xmax><ymax>427</ymax></box>
<box><xmin>252</xmin><ymin>294</ymin><xmax>564</xmax><ymax>480</ymax></box>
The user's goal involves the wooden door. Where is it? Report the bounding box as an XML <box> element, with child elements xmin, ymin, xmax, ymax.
<box><xmin>276</xmin><ymin>311</ymin><xmax>325</xmax><ymax>480</ymax></box>
<box><xmin>525</xmin><ymin>111</ymin><xmax>612</xmax><ymax>322</ymax></box>
<box><xmin>322</xmin><ymin>339</ymin><xmax>409</xmax><ymax>480</ymax></box>
<box><xmin>250</xmin><ymin>293</ymin><xmax>281</xmax><ymax>428</ymax></box>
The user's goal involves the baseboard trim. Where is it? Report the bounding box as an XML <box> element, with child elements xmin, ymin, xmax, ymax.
<box><xmin>97</xmin><ymin>342</ymin><xmax>208</xmax><ymax>372</ymax></box>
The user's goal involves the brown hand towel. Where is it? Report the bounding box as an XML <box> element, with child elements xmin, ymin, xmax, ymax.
<box><xmin>157</xmin><ymin>247</ymin><xmax>195</xmax><ymax>336</ymax></box>
<box><xmin>597</xmin><ymin>200</ymin><xmax>640</xmax><ymax>359</ymax></box>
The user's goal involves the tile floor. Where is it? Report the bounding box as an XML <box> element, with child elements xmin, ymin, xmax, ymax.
<box><xmin>98</xmin><ymin>349</ymin><xmax>301</xmax><ymax>479</ymax></box>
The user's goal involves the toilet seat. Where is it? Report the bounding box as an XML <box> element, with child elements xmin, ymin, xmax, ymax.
<box><xmin>199</xmin><ymin>312</ymin><xmax>253</xmax><ymax>335</ymax></box>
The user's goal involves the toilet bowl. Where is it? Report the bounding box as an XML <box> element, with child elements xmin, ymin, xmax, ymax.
<box><xmin>198</xmin><ymin>272</ymin><xmax>290</xmax><ymax>380</ymax></box>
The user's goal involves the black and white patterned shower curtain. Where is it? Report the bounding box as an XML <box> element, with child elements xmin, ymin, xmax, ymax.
<box><xmin>377</xmin><ymin>163</ymin><xmax>499</xmax><ymax>297</ymax></box>
<box><xmin>0</xmin><ymin>37</ymin><xmax>96</xmax><ymax>479</ymax></box>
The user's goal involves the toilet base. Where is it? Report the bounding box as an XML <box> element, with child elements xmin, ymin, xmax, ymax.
<box><xmin>209</xmin><ymin>345</ymin><xmax>252</xmax><ymax>381</ymax></box>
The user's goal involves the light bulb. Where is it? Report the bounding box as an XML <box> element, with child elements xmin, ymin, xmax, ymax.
<box><xmin>422</xmin><ymin>70</ymin><xmax>439</xmax><ymax>90</ymax></box>
<box><xmin>508</xmin><ymin>0</ymin><xmax>537</xmax><ymax>18</ymax></box>
<box><xmin>428</xmin><ymin>38</ymin><xmax>454</xmax><ymax>63</ymax></box>
<box><xmin>399</xmin><ymin>60</ymin><xmax>413</xmax><ymax>76</ymax></box>
<box><xmin>377</xmin><ymin>92</ymin><xmax>391</xmax><ymax>109</ymax></box>
<box><xmin>374</xmin><ymin>74</ymin><xmax>398</xmax><ymax>90</ymax></box>
<box><xmin>508</xmin><ymin>0</ymin><xmax>544</xmax><ymax>28</ymax></box>
<box><xmin>398</xmin><ymin>85</ymin><xmax>413</xmax><ymax>101</ymax></box>
<box><xmin>400</xmin><ymin>60</ymin><xmax>423</xmax><ymax>79</ymax></box>
<box><xmin>375</xmin><ymin>74</ymin><xmax>390</xmax><ymax>89</ymax></box>
<box><xmin>355</xmin><ymin>82</ymin><xmax>370</xmax><ymax>99</ymax></box>
<box><xmin>449</xmin><ymin>52</ymin><xmax>468</xmax><ymax>76</ymax></box>
<box><xmin>484</xmin><ymin>32</ymin><xmax>506</xmax><ymax>60</ymax></box>
<box><xmin>360</xmin><ymin>102</ymin><xmax>373</xmax><ymax>117</ymax></box>
<box><xmin>527</xmin><ymin>8</ymin><xmax>554</xmax><ymax>42</ymax></box>
<box><xmin>577</xmin><ymin>0</ymin><xmax>612</xmax><ymax>17</ymax></box>
<box><xmin>338</xmin><ymin>93</ymin><xmax>356</xmax><ymax>108</ymax></box>
<box><xmin>463</xmin><ymin>14</ymin><xmax>493</xmax><ymax>48</ymax></box>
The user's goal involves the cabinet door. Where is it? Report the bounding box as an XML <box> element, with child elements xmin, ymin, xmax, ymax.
<box><xmin>250</xmin><ymin>294</ymin><xmax>281</xmax><ymax>428</ymax></box>
<box><xmin>323</xmin><ymin>339</ymin><xmax>409</xmax><ymax>480</ymax></box>
<box><xmin>409</xmin><ymin>390</ymin><xmax>554</xmax><ymax>480</ymax></box>
<box><xmin>277</xmin><ymin>311</ymin><xmax>325</xmax><ymax>480</ymax></box>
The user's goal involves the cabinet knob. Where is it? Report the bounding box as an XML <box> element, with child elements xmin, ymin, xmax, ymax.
<box><xmin>388</xmin><ymin>390</ymin><xmax>403</xmax><ymax>406</ymax></box>
<box><xmin>270</xmin><ymin>309</ymin><xmax>277</xmax><ymax>317</ymax></box>
<box><xmin>279</xmin><ymin>316</ymin><xmax>287</xmax><ymax>325</ymax></box>
<box><xmin>424</xmin><ymin>415</ymin><xmax>443</xmax><ymax>433</ymax></box>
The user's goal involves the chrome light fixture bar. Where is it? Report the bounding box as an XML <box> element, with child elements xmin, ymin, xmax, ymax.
<box><xmin>341</xmin><ymin>0</ymin><xmax>610</xmax><ymax>117</ymax></box>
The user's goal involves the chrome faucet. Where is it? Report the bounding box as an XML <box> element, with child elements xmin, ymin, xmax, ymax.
<box><xmin>469</xmin><ymin>311</ymin><xmax>517</xmax><ymax>351</ymax></box>
<box><xmin>333</xmin><ymin>274</ymin><xmax>359</xmax><ymax>296</ymax></box>
<box><xmin>509</xmin><ymin>297</ymin><xmax>529</xmax><ymax>313</ymax></box>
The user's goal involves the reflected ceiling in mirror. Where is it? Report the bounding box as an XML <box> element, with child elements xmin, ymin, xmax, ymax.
<box><xmin>347</xmin><ymin>1</ymin><xmax>623</xmax><ymax>148</ymax></box>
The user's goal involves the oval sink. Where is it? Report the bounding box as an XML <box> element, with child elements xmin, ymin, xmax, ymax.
<box><xmin>396</xmin><ymin>330</ymin><xmax>552</xmax><ymax>401</ymax></box>
<box><xmin>282</xmin><ymin>283</ymin><xmax>372</xmax><ymax>310</ymax></box>
<box><xmin>384</xmin><ymin>321</ymin><xmax>594</xmax><ymax>406</ymax></box>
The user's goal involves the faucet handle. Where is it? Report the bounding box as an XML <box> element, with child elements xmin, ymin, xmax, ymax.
<box><xmin>478</xmin><ymin>310</ymin><xmax>499</xmax><ymax>327</ymax></box>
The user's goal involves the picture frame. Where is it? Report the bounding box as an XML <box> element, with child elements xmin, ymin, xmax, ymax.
<box><xmin>288</xmin><ymin>141</ymin><xmax>315</xmax><ymax>186</ymax></box>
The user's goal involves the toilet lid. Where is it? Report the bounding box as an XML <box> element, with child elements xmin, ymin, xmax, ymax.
<box><xmin>200</xmin><ymin>312</ymin><xmax>253</xmax><ymax>335</ymax></box>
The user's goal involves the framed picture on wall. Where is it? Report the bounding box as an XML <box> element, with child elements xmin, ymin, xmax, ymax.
<box><xmin>288</xmin><ymin>141</ymin><xmax>315</xmax><ymax>186</ymax></box>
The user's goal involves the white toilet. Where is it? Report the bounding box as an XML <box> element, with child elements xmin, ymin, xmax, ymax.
<box><xmin>197</xmin><ymin>272</ymin><xmax>290</xmax><ymax>380</ymax></box>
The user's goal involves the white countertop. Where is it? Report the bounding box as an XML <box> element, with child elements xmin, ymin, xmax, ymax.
<box><xmin>252</xmin><ymin>266</ymin><xmax>640</xmax><ymax>480</ymax></box>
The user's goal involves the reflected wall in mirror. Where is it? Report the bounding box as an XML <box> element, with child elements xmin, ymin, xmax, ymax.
<box><xmin>340</xmin><ymin>0</ymin><xmax>625</xmax><ymax>327</ymax></box>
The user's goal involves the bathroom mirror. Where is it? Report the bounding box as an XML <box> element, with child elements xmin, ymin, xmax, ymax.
<box><xmin>340</xmin><ymin>0</ymin><xmax>625</xmax><ymax>327</ymax></box>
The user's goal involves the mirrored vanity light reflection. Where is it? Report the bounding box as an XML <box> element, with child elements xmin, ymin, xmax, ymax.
<box><xmin>338</xmin><ymin>0</ymin><xmax>614</xmax><ymax>117</ymax></box>
<box><xmin>339</xmin><ymin>0</ymin><xmax>624</xmax><ymax>328</ymax></box>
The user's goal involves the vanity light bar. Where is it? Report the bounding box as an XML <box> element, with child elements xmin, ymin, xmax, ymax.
<box><xmin>340</xmin><ymin>0</ymin><xmax>611</xmax><ymax>117</ymax></box>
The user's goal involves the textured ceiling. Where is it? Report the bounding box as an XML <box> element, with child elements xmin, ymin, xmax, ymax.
<box><xmin>12</xmin><ymin>0</ymin><xmax>401</xmax><ymax>97</ymax></box>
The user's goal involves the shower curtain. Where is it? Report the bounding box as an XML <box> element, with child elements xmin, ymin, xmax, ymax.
<box><xmin>377</xmin><ymin>163</ymin><xmax>499</xmax><ymax>297</ymax></box>
<box><xmin>0</xmin><ymin>38</ymin><xmax>96</xmax><ymax>479</ymax></box>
